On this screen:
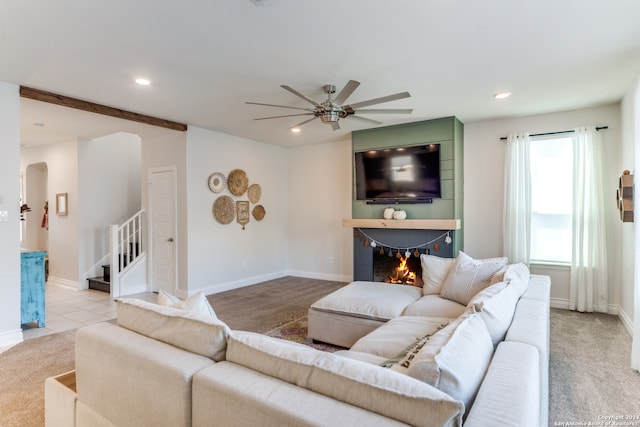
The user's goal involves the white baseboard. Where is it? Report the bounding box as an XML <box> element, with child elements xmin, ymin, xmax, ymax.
<box><xmin>195</xmin><ymin>270</ymin><xmax>289</xmax><ymax>297</ymax></box>
<box><xmin>47</xmin><ymin>276</ymin><xmax>80</xmax><ymax>290</ymax></box>
<box><xmin>0</xmin><ymin>328</ymin><xmax>23</xmax><ymax>350</ymax></box>
<box><xmin>286</xmin><ymin>270</ymin><xmax>352</xmax><ymax>283</ymax></box>
<box><xmin>551</xmin><ymin>298</ymin><xmax>633</xmax><ymax>336</ymax></box>
<box><xmin>618</xmin><ymin>307</ymin><xmax>635</xmax><ymax>337</ymax></box>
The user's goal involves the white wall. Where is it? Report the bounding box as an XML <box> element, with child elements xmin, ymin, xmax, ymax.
<box><xmin>288</xmin><ymin>140</ymin><xmax>353</xmax><ymax>282</ymax></box>
<box><xmin>184</xmin><ymin>126</ymin><xmax>289</xmax><ymax>294</ymax></box>
<box><xmin>464</xmin><ymin>104</ymin><xmax>622</xmax><ymax>310</ymax></box>
<box><xmin>620</xmin><ymin>76</ymin><xmax>637</xmax><ymax>331</ymax></box>
<box><xmin>0</xmin><ymin>82</ymin><xmax>22</xmax><ymax>347</ymax></box>
<box><xmin>21</xmin><ymin>139</ymin><xmax>79</xmax><ymax>288</ymax></box>
<box><xmin>77</xmin><ymin>132</ymin><xmax>141</xmax><ymax>285</ymax></box>
<box><xmin>23</xmin><ymin>162</ymin><xmax>48</xmax><ymax>251</ymax></box>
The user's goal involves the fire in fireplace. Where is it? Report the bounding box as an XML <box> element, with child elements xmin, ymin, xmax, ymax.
<box><xmin>373</xmin><ymin>252</ymin><xmax>423</xmax><ymax>287</ymax></box>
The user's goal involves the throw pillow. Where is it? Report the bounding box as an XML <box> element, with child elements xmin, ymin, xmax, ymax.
<box><xmin>420</xmin><ymin>254</ymin><xmax>456</xmax><ymax>295</ymax></box>
<box><xmin>468</xmin><ymin>280</ymin><xmax>521</xmax><ymax>346</ymax></box>
<box><xmin>400</xmin><ymin>311</ymin><xmax>494</xmax><ymax>412</ymax></box>
<box><xmin>117</xmin><ymin>298</ymin><xmax>230</xmax><ymax>361</ymax></box>
<box><xmin>439</xmin><ymin>251</ymin><xmax>508</xmax><ymax>305</ymax></box>
<box><xmin>157</xmin><ymin>290</ymin><xmax>217</xmax><ymax>318</ymax></box>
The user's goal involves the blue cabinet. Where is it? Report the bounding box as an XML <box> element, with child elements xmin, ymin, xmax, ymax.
<box><xmin>21</xmin><ymin>249</ymin><xmax>47</xmax><ymax>327</ymax></box>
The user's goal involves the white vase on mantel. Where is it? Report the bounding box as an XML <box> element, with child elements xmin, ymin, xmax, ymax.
<box><xmin>393</xmin><ymin>210</ymin><xmax>407</xmax><ymax>220</ymax></box>
<box><xmin>383</xmin><ymin>208</ymin><xmax>395</xmax><ymax>220</ymax></box>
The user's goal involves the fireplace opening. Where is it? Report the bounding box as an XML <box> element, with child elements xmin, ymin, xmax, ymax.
<box><xmin>373</xmin><ymin>252</ymin><xmax>423</xmax><ymax>287</ymax></box>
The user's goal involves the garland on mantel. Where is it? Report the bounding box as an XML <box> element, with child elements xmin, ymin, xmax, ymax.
<box><xmin>354</xmin><ymin>228</ymin><xmax>453</xmax><ymax>258</ymax></box>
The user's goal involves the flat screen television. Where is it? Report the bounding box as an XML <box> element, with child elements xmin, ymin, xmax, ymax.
<box><xmin>354</xmin><ymin>144</ymin><xmax>441</xmax><ymax>203</ymax></box>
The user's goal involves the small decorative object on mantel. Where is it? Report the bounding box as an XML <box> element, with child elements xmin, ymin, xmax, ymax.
<box><xmin>393</xmin><ymin>210</ymin><xmax>407</xmax><ymax>220</ymax></box>
<box><xmin>383</xmin><ymin>207</ymin><xmax>395</xmax><ymax>220</ymax></box>
<box><xmin>617</xmin><ymin>170</ymin><xmax>633</xmax><ymax>222</ymax></box>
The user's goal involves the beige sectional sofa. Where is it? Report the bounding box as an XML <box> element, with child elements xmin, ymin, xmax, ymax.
<box><xmin>45</xmin><ymin>253</ymin><xmax>550</xmax><ymax>427</ymax></box>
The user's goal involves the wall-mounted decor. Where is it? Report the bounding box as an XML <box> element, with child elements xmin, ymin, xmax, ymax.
<box><xmin>236</xmin><ymin>201</ymin><xmax>250</xmax><ymax>229</ymax></box>
<box><xmin>617</xmin><ymin>170</ymin><xmax>633</xmax><ymax>222</ymax></box>
<box><xmin>227</xmin><ymin>169</ymin><xmax>249</xmax><ymax>196</ymax></box>
<box><xmin>208</xmin><ymin>172</ymin><xmax>226</xmax><ymax>193</ymax></box>
<box><xmin>210</xmin><ymin>168</ymin><xmax>265</xmax><ymax>229</ymax></box>
<box><xmin>213</xmin><ymin>195</ymin><xmax>235</xmax><ymax>225</ymax></box>
<box><xmin>56</xmin><ymin>193</ymin><xmax>68</xmax><ymax>216</ymax></box>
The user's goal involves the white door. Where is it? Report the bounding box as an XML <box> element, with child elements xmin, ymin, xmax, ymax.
<box><xmin>148</xmin><ymin>167</ymin><xmax>177</xmax><ymax>294</ymax></box>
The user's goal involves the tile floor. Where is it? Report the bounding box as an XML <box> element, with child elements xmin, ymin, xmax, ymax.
<box><xmin>21</xmin><ymin>284</ymin><xmax>155</xmax><ymax>340</ymax></box>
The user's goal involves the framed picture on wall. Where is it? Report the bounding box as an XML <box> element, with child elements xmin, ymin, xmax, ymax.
<box><xmin>56</xmin><ymin>193</ymin><xmax>68</xmax><ymax>216</ymax></box>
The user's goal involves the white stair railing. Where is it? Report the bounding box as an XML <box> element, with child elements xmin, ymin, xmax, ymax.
<box><xmin>110</xmin><ymin>209</ymin><xmax>145</xmax><ymax>298</ymax></box>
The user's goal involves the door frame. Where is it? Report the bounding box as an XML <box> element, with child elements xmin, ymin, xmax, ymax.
<box><xmin>147</xmin><ymin>165</ymin><xmax>178</xmax><ymax>294</ymax></box>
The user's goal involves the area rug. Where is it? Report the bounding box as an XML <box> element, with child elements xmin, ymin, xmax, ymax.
<box><xmin>264</xmin><ymin>314</ymin><xmax>345</xmax><ymax>353</ymax></box>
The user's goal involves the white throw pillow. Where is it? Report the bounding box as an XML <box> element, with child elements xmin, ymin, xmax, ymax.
<box><xmin>157</xmin><ymin>290</ymin><xmax>217</xmax><ymax>318</ymax></box>
<box><xmin>420</xmin><ymin>254</ymin><xmax>456</xmax><ymax>295</ymax></box>
<box><xmin>117</xmin><ymin>298</ymin><xmax>230</xmax><ymax>361</ymax></box>
<box><xmin>439</xmin><ymin>251</ymin><xmax>508</xmax><ymax>305</ymax></box>
<box><xmin>382</xmin><ymin>311</ymin><xmax>494</xmax><ymax>412</ymax></box>
<box><xmin>468</xmin><ymin>280</ymin><xmax>521</xmax><ymax>346</ymax></box>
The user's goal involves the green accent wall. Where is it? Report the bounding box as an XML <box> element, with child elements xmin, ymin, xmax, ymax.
<box><xmin>351</xmin><ymin>116</ymin><xmax>464</xmax><ymax>251</ymax></box>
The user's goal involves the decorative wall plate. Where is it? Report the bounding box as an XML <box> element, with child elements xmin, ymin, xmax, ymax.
<box><xmin>208</xmin><ymin>172</ymin><xmax>226</xmax><ymax>193</ymax></box>
<box><xmin>236</xmin><ymin>201</ymin><xmax>250</xmax><ymax>229</ymax></box>
<box><xmin>213</xmin><ymin>195</ymin><xmax>235</xmax><ymax>224</ymax></box>
<box><xmin>228</xmin><ymin>169</ymin><xmax>249</xmax><ymax>196</ymax></box>
<box><xmin>252</xmin><ymin>204</ymin><xmax>266</xmax><ymax>221</ymax></box>
<box><xmin>247</xmin><ymin>183</ymin><xmax>261</xmax><ymax>203</ymax></box>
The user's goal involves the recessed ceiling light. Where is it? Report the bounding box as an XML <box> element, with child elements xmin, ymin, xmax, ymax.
<box><xmin>493</xmin><ymin>91</ymin><xmax>511</xmax><ymax>100</ymax></box>
<box><xmin>291</xmin><ymin>128</ymin><xmax>301</xmax><ymax>133</ymax></box>
<box><xmin>135</xmin><ymin>78</ymin><xmax>151</xmax><ymax>86</ymax></box>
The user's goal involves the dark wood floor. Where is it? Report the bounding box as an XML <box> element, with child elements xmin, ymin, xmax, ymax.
<box><xmin>207</xmin><ymin>276</ymin><xmax>347</xmax><ymax>333</ymax></box>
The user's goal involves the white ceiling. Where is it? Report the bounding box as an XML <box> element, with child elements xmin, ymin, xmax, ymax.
<box><xmin>4</xmin><ymin>1</ymin><xmax>640</xmax><ymax>148</ymax></box>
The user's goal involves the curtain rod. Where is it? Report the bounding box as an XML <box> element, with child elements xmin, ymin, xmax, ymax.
<box><xmin>499</xmin><ymin>126</ymin><xmax>608</xmax><ymax>141</ymax></box>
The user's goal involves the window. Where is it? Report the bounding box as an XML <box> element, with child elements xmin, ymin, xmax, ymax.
<box><xmin>529</xmin><ymin>136</ymin><xmax>573</xmax><ymax>264</ymax></box>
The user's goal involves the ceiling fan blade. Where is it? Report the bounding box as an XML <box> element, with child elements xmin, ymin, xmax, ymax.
<box><xmin>346</xmin><ymin>91</ymin><xmax>411</xmax><ymax>109</ymax></box>
<box><xmin>254</xmin><ymin>113</ymin><xmax>314</xmax><ymax>121</ymax></box>
<box><xmin>333</xmin><ymin>80</ymin><xmax>360</xmax><ymax>105</ymax></box>
<box><xmin>353</xmin><ymin>109</ymin><xmax>413</xmax><ymax>114</ymax></box>
<box><xmin>348</xmin><ymin>115</ymin><xmax>383</xmax><ymax>126</ymax></box>
<box><xmin>246</xmin><ymin>101</ymin><xmax>314</xmax><ymax>112</ymax></box>
<box><xmin>290</xmin><ymin>116</ymin><xmax>319</xmax><ymax>128</ymax></box>
<box><xmin>331</xmin><ymin>122</ymin><xmax>341</xmax><ymax>131</ymax></box>
<box><xmin>280</xmin><ymin>85</ymin><xmax>323</xmax><ymax>108</ymax></box>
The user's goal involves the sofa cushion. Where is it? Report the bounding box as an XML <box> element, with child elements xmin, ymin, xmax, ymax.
<box><xmin>420</xmin><ymin>254</ymin><xmax>455</xmax><ymax>295</ymax></box>
<box><xmin>157</xmin><ymin>290</ymin><xmax>217</xmax><ymax>318</ymax></box>
<box><xmin>226</xmin><ymin>331</ymin><xmax>464</xmax><ymax>427</ymax></box>
<box><xmin>381</xmin><ymin>311</ymin><xmax>494</xmax><ymax>412</ymax></box>
<box><xmin>439</xmin><ymin>251</ymin><xmax>508</xmax><ymax>305</ymax></box>
<box><xmin>351</xmin><ymin>315</ymin><xmax>452</xmax><ymax>359</ymax></box>
<box><xmin>309</xmin><ymin>281</ymin><xmax>422</xmax><ymax>321</ymax></box>
<box><xmin>491</xmin><ymin>263</ymin><xmax>530</xmax><ymax>296</ymax></box>
<box><xmin>468</xmin><ymin>280</ymin><xmax>521</xmax><ymax>346</ymax></box>
<box><xmin>116</xmin><ymin>298</ymin><xmax>230</xmax><ymax>361</ymax></box>
<box><xmin>402</xmin><ymin>294</ymin><xmax>467</xmax><ymax>318</ymax></box>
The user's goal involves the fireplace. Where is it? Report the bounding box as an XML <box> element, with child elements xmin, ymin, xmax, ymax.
<box><xmin>352</xmin><ymin>227</ymin><xmax>455</xmax><ymax>284</ymax></box>
<box><xmin>373</xmin><ymin>251</ymin><xmax>423</xmax><ymax>286</ymax></box>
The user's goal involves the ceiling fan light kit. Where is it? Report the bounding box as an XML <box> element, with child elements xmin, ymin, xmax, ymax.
<box><xmin>247</xmin><ymin>80</ymin><xmax>413</xmax><ymax>131</ymax></box>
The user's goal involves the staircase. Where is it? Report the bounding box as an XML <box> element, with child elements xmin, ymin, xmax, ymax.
<box><xmin>87</xmin><ymin>210</ymin><xmax>145</xmax><ymax>296</ymax></box>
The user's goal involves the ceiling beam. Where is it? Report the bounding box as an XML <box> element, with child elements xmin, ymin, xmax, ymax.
<box><xmin>19</xmin><ymin>86</ymin><xmax>188</xmax><ymax>132</ymax></box>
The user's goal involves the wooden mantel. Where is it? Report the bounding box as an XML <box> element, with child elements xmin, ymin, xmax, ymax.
<box><xmin>342</xmin><ymin>218</ymin><xmax>460</xmax><ymax>230</ymax></box>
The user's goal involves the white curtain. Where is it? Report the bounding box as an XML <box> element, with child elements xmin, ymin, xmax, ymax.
<box><xmin>569</xmin><ymin>126</ymin><xmax>609</xmax><ymax>313</ymax></box>
<box><xmin>503</xmin><ymin>133</ymin><xmax>531</xmax><ymax>265</ymax></box>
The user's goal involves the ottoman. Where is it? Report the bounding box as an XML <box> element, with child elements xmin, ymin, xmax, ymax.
<box><xmin>307</xmin><ymin>281</ymin><xmax>422</xmax><ymax>347</ymax></box>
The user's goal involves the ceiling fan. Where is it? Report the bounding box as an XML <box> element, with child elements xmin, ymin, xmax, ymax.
<box><xmin>246</xmin><ymin>80</ymin><xmax>412</xmax><ymax>131</ymax></box>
